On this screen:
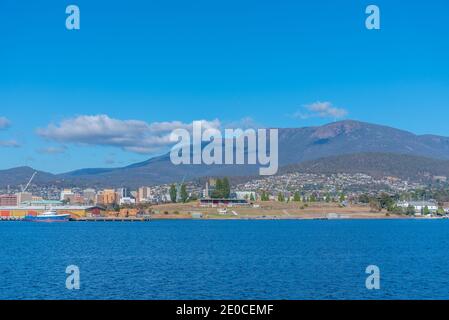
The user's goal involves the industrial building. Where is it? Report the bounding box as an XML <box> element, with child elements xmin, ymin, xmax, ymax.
<box><xmin>0</xmin><ymin>205</ymin><xmax>106</xmax><ymax>219</ymax></box>
<box><xmin>0</xmin><ymin>194</ymin><xmax>18</xmax><ymax>206</ymax></box>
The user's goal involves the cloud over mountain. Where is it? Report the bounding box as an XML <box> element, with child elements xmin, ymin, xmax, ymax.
<box><xmin>294</xmin><ymin>102</ymin><xmax>348</xmax><ymax>120</ymax></box>
<box><xmin>37</xmin><ymin>114</ymin><xmax>221</xmax><ymax>154</ymax></box>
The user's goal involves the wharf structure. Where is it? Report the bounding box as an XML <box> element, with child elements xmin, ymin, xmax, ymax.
<box><xmin>0</xmin><ymin>205</ymin><xmax>106</xmax><ymax>220</ymax></box>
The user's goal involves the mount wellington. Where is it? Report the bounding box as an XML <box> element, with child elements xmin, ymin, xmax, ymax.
<box><xmin>2</xmin><ymin>120</ymin><xmax>449</xmax><ymax>188</ymax></box>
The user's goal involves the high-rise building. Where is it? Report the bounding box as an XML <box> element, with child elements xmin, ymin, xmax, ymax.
<box><xmin>83</xmin><ymin>189</ymin><xmax>97</xmax><ymax>205</ymax></box>
<box><xmin>60</xmin><ymin>189</ymin><xmax>74</xmax><ymax>201</ymax></box>
<box><xmin>138</xmin><ymin>187</ymin><xmax>152</xmax><ymax>203</ymax></box>
<box><xmin>15</xmin><ymin>192</ymin><xmax>33</xmax><ymax>205</ymax></box>
<box><xmin>96</xmin><ymin>192</ymin><xmax>104</xmax><ymax>205</ymax></box>
<box><xmin>117</xmin><ymin>188</ymin><xmax>129</xmax><ymax>199</ymax></box>
<box><xmin>203</xmin><ymin>178</ymin><xmax>217</xmax><ymax>198</ymax></box>
<box><xmin>97</xmin><ymin>189</ymin><xmax>117</xmax><ymax>205</ymax></box>
<box><xmin>0</xmin><ymin>194</ymin><xmax>18</xmax><ymax>206</ymax></box>
<box><xmin>64</xmin><ymin>193</ymin><xmax>85</xmax><ymax>205</ymax></box>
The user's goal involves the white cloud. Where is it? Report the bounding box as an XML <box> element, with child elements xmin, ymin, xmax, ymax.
<box><xmin>37</xmin><ymin>146</ymin><xmax>67</xmax><ymax>155</ymax></box>
<box><xmin>0</xmin><ymin>140</ymin><xmax>20</xmax><ymax>148</ymax></box>
<box><xmin>0</xmin><ymin>117</ymin><xmax>11</xmax><ymax>130</ymax></box>
<box><xmin>294</xmin><ymin>101</ymin><xmax>348</xmax><ymax>120</ymax></box>
<box><xmin>37</xmin><ymin>115</ymin><xmax>221</xmax><ymax>154</ymax></box>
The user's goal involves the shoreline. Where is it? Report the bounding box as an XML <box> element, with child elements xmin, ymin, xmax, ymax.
<box><xmin>1</xmin><ymin>202</ymin><xmax>446</xmax><ymax>222</ymax></box>
<box><xmin>1</xmin><ymin>215</ymin><xmax>446</xmax><ymax>222</ymax></box>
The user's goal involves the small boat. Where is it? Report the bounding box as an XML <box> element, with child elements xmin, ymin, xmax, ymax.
<box><xmin>24</xmin><ymin>210</ymin><xmax>71</xmax><ymax>223</ymax></box>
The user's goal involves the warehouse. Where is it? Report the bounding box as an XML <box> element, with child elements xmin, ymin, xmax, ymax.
<box><xmin>0</xmin><ymin>205</ymin><xmax>106</xmax><ymax>219</ymax></box>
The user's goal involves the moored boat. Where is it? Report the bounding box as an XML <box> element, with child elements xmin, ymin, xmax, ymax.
<box><xmin>24</xmin><ymin>210</ymin><xmax>71</xmax><ymax>222</ymax></box>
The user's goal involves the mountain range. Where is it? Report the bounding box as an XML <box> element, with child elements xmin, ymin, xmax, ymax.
<box><xmin>2</xmin><ymin>120</ymin><xmax>449</xmax><ymax>188</ymax></box>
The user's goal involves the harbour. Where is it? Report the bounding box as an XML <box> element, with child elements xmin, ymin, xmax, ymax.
<box><xmin>0</xmin><ymin>216</ymin><xmax>150</xmax><ymax>222</ymax></box>
<box><xmin>72</xmin><ymin>217</ymin><xmax>151</xmax><ymax>222</ymax></box>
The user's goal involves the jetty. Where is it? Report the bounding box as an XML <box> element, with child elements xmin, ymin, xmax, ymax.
<box><xmin>72</xmin><ymin>217</ymin><xmax>151</xmax><ymax>222</ymax></box>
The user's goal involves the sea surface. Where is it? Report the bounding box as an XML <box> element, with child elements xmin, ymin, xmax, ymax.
<box><xmin>1</xmin><ymin>220</ymin><xmax>449</xmax><ymax>300</ymax></box>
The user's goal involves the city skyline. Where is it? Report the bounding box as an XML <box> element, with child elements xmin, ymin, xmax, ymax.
<box><xmin>1</xmin><ymin>0</ymin><xmax>449</xmax><ymax>173</ymax></box>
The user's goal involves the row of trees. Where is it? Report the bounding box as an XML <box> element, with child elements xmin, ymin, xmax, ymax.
<box><xmin>169</xmin><ymin>184</ymin><xmax>189</xmax><ymax>203</ymax></box>
<box><xmin>360</xmin><ymin>193</ymin><xmax>408</xmax><ymax>213</ymax></box>
<box><xmin>211</xmin><ymin>178</ymin><xmax>231</xmax><ymax>199</ymax></box>
<box><xmin>169</xmin><ymin>177</ymin><xmax>232</xmax><ymax>203</ymax></box>
<box><xmin>359</xmin><ymin>192</ymin><xmax>445</xmax><ymax>215</ymax></box>
<box><xmin>258</xmin><ymin>191</ymin><xmax>345</xmax><ymax>203</ymax></box>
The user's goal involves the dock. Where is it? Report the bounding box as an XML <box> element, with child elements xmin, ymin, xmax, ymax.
<box><xmin>0</xmin><ymin>217</ymin><xmax>23</xmax><ymax>221</ymax></box>
<box><xmin>72</xmin><ymin>217</ymin><xmax>151</xmax><ymax>222</ymax></box>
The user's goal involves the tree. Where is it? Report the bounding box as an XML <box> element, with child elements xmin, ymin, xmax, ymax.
<box><xmin>278</xmin><ymin>193</ymin><xmax>285</xmax><ymax>202</ymax></box>
<box><xmin>293</xmin><ymin>192</ymin><xmax>301</xmax><ymax>202</ymax></box>
<box><xmin>406</xmin><ymin>205</ymin><xmax>416</xmax><ymax>215</ymax></box>
<box><xmin>250</xmin><ymin>193</ymin><xmax>255</xmax><ymax>202</ymax></box>
<box><xmin>423</xmin><ymin>206</ymin><xmax>431</xmax><ymax>215</ymax></box>
<box><xmin>169</xmin><ymin>184</ymin><xmax>177</xmax><ymax>203</ymax></box>
<box><xmin>214</xmin><ymin>179</ymin><xmax>223</xmax><ymax>198</ymax></box>
<box><xmin>180</xmin><ymin>184</ymin><xmax>189</xmax><ymax>203</ymax></box>
<box><xmin>358</xmin><ymin>194</ymin><xmax>370</xmax><ymax>204</ymax></box>
<box><xmin>339</xmin><ymin>193</ymin><xmax>346</xmax><ymax>202</ymax></box>
<box><xmin>222</xmin><ymin>178</ymin><xmax>231</xmax><ymax>199</ymax></box>
<box><xmin>369</xmin><ymin>199</ymin><xmax>381</xmax><ymax>212</ymax></box>
<box><xmin>389</xmin><ymin>206</ymin><xmax>404</xmax><ymax>215</ymax></box>
<box><xmin>260</xmin><ymin>191</ymin><xmax>269</xmax><ymax>201</ymax></box>
<box><xmin>379</xmin><ymin>193</ymin><xmax>394</xmax><ymax>210</ymax></box>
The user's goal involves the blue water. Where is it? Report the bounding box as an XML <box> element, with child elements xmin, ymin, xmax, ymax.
<box><xmin>1</xmin><ymin>220</ymin><xmax>449</xmax><ymax>300</ymax></box>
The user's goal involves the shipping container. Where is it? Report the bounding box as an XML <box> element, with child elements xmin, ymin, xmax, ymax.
<box><xmin>0</xmin><ymin>211</ymin><xmax>10</xmax><ymax>217</ymax></box>
<box><xmin>12</xmin><ymin>210</ymin><xmax>27</xmax><ymax>217</ymax></box>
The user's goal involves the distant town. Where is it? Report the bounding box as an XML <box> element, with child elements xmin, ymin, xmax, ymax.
<box><xmin>1</xmin><ymin>170</ymin><xmax>449</xmax><ymax>220</ymax></box>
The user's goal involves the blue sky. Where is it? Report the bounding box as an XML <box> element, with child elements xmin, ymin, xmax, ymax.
<box><xmin>1</xmin><ymin>0</ymin><xmax>448</xmax><ymax>173</ymax></box>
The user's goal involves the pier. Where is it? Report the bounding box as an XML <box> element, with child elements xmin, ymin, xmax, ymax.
<box><xmin>72</xmin><ymin>217</ymin><xmax>151</xmax><ymax>222</ymax></box>
<box><xmin>0</xmin><ymin>217</ymin><xmax>23</xmax><ymax>221</ymax></box>
<box><xmin>0</xmin><ymin>217</ymin><xmax>150</xmax><ymax>222</ymax></box>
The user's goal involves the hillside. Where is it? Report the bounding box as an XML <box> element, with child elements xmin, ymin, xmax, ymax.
<box><xmin>3</xmin><ymin>120</ymin><xmax>449</xmax><ymax>187</ymax></box>
<box><xmin>282</xmin><ymin>153</ymin><xmax>449</xmax><ymax>182</ymax></box>
<box><xmin>0</xmin><ymin>167</ymin><xmax>58</xmax><ymax>187</ymax></box>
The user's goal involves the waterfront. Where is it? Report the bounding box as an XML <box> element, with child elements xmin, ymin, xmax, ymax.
<box><xmin>1</xmin><ymin>220</ymin><xmax>449</xmax><ymax>300</ymax></box>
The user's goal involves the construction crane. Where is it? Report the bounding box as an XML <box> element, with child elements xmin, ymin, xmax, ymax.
<box><xmin>282</xmin><ymin>175</ymin><xmax>293</xmax><ymax>201</ymax></box>
<box><xmin>285</xmin><ymin>176</ymin><xmax>292</xmax><ymax>192</ymax></box>
<box><xmin>176</xmin><ymin>175</ymin><xmax>187</xmax><ymax>201</ymax></box>
<box><xmin>21</xmin><ymin>172</ymin><xmax>37</xmax><ymax>193</ymax></box>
